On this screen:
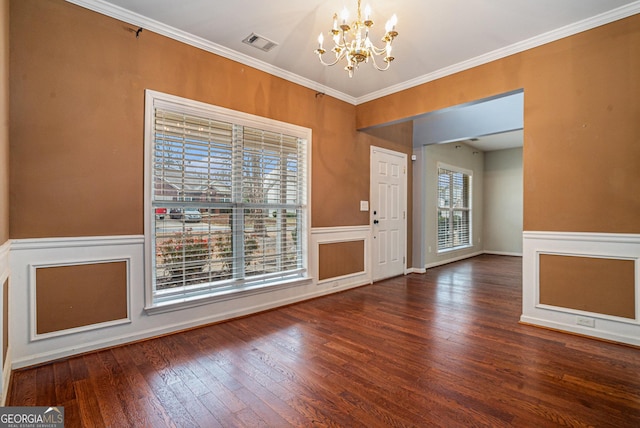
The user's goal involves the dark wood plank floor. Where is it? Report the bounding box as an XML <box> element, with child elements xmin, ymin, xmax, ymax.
<box><xmin>8</xmin><ymin>255</ymin><xmax>640</xmax><ymax>427</ymax></box>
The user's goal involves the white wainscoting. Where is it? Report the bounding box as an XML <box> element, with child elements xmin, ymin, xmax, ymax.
<box><xmin>0</xmin><ymin>239</ymin><xmax>10</xmax><ymax>405</ymax></box>
<box><xmin>10</xmin><ymin>236</ymin><xmax>145</xmax><ymax>369</ymax></box>
<box><xmin>522</xmin><ymin>231</ymin><xmax>640</xmax><ymax>346</ymax></box>
<box><xmin>310</xmin><ymin>226</ymin><xmax>372</xmax><ymax>289</ymax></box>
<box><xmin>9</xmin><ymin>227</ymin><xmax>375</xmax><ymax>368</ymax></box>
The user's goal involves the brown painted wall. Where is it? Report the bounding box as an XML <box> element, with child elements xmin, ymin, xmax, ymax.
<box><xmin>0</xmin><ymin>0</ymin><xmax>9</xmax><ymax>244</ymax></box>
<box><xmin>539</xmin><ymin>254</ymin><xmax>635</xmax><ymax>319</ymax></box>
<box><xmin>357</xmin><ymin>15</ymin><xmax>640</xmax><ymax>234</ymax></box>
<box><xmin>35</xmin><ymin>261</ymin><xmax>128</xmax><ymax>334</ymax></box>
<box><xmin>318</xmin><ymin>241</ymin><xmax>365</xmax><ymax>281</ymax></box>
<box><xmin>9</xmin><ymin>0</ymin><xmax>413</xmax><ymax>241</ymax></box>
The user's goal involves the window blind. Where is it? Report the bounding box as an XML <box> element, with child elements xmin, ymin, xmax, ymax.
<box><xmin>151</xmin><ymin>107</ymin><xmax>307</xmax><ymax>306</ymax></box>
<box><xmin>437</xmin><ymin>166</ymin><xmax>471</xmax><ymax>251</ymax></box>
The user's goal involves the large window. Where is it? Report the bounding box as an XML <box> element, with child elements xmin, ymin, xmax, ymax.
<box><xmin>144</xmin><ymin>91</ymin><xmax>310</xmax><ymax>309</ymax></box>
<box><xmin>437</xmin><ymin>164</ymin><xmax>472</xmax><ymax>252</ymax></box>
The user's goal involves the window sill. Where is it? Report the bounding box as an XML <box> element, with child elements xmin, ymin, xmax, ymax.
<box><xmin>144</xmin><ymin>275</ymin><xmax>314</xmax><ymax>315</ymax></box>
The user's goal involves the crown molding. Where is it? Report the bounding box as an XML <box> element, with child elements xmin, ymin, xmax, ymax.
<box><xmin>64</xmin><ymin>0</ymin><xmax>356</xmax><ymax>104</ymax></box>
<box><xmin>356</xmin><ymin>1</ymin><xmax>640</xmax><ymax>104</ymax></box>
<box><xmin>67</xmin><ymin>0</ymin><xmax>639</xmax><ymax>106</ymax></box>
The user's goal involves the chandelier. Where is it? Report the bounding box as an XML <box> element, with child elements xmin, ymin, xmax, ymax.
<box><xmin>314</xmin><ymin>0</ymin><xmax>398</xmax><ymax>77</ymax></box>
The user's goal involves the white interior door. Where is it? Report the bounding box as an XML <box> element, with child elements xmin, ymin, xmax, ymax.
<box><xmin>371</xmin><ymin>147</ymin><xmax>407</xmax><ymax>281</ymax></box>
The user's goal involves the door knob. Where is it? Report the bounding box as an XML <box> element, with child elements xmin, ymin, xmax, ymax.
<box><xmin>373</xmin><ymin>219</ymin><xmax>379</xmax><ymax>224</ymax></box>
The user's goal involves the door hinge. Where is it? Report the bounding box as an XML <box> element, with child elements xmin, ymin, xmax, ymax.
<box><xmin>403</xmin><ymin>211</ymin><xmax>406</xmax><ymax>219</ymax></box>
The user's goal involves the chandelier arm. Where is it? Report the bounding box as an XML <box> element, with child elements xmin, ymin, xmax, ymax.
<box><xmin>369</xmin><ymin>45</ymin><xmax>388</xmax><ymax>56</ymax></box>
<box><xmin>368</xmin><ymin>52</ymin><xmax>392</xmax><ymax>72</ymax></box>
<box><xmin>317</xmin><ymin>49</ymin><xmax>347</xmax><ymax>67</ymax></box>
<box><xmin>340</xmin><ymin>29</ymin><xmax>350</xmax><ymax>52</ymax></box>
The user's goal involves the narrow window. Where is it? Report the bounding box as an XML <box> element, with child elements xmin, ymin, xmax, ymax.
<box><xmin>437</xmin><ymin>165</ymin><xmax>472</xmax><ymax>252</ymax></box>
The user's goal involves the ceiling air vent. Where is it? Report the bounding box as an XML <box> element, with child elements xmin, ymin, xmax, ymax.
<box><xmin>242</xmin><ymin>33</ymin><xmax>278</xmax><ymax>52</ymax></box>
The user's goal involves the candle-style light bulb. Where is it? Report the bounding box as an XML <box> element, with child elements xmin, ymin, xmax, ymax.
<box><xmin>341</xmin><ymin>7</ymin><xmax>349</xmax><ymax>24</ymax></box>
<box><xmin>318</xmin><ymin>33</ymin><xmax>324</xmax><ymax>49</ymax></box>
<box><xmin>390</xmin><ymin>14</ymin><xmax>397</xmax><ymax>30</ymax></box>
<box><xmin>385</xmin><ymin>14</ymin><xmax>398</xmax><ymax>36</ymax></box>
<box><xmin>364</xmin><ymin>5</ymin><xmax>371</xmax><ymax>21</ymax></box>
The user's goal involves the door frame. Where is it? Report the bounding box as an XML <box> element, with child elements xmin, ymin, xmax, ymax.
<box><xmin>370</xmin><ymin>146</ymin><xmax>408</xmax><ymax>281</ymax></box>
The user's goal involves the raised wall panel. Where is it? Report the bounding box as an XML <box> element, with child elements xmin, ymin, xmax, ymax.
<box><xmin>540</xmin><ymin>254</ymin><xmax>635</xmax><ymax>319</ymax></box>
<box><xmin>35</xmin><ymin>261</ymin><xmax>128</xmax><ymax>335</ymax></box>
<box><xmin>318</xmin><ymin>240</ymin><xmax>365</xmax><ymax>281</ymax></box>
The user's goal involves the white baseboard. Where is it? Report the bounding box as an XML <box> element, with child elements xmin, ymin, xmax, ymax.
<box><xmin>520</xmin><ymin>315</ymin><xmax>640</xmax><ymax>347</ymax></box>
<box><xmin>421</xmin><ymin>251</ymin><xmax>522</xmax><ymax>271</ymax></box>
<box><xmin>424</xmin><ymin>250</ymin><xmax>484</xmax><ymax>269</ymax></box>
<box><xmin>483</xmin><ymin>250</ymin><xmax>523</xmax><ymax>257</ymax></box>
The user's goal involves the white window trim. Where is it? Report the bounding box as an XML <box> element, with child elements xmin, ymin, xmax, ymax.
<box><xmin>436</xmin><ymin>162</ymin><xmax>473</xmax><ymax>254</ymax></box>
<box><xmin>143</xmin><ymin>90</ymin><xmax>312</xmax><ymax>312</ymax></box>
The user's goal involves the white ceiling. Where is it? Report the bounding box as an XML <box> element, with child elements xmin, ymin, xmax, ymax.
<box><xmin>69</xmin><ymin>0</ymin><xmax>639</xmax><ymax>105</ymax></box>
<box><xmin>455</xmin><ymin>130</ymin><xmax>524</xmax><ymax>152</ymax></box>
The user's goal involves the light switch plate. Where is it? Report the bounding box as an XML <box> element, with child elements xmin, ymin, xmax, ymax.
<box><xmin>360</xmin><ymin>201</ymin><xmax>369</xmax><ymax>211</ymax></box>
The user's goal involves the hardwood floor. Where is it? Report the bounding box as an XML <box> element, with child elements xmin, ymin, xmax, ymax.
<box><xmin>8</xmin><ymin>255</ymin><xmax>640</xmax><ymax>427</ymax></box>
